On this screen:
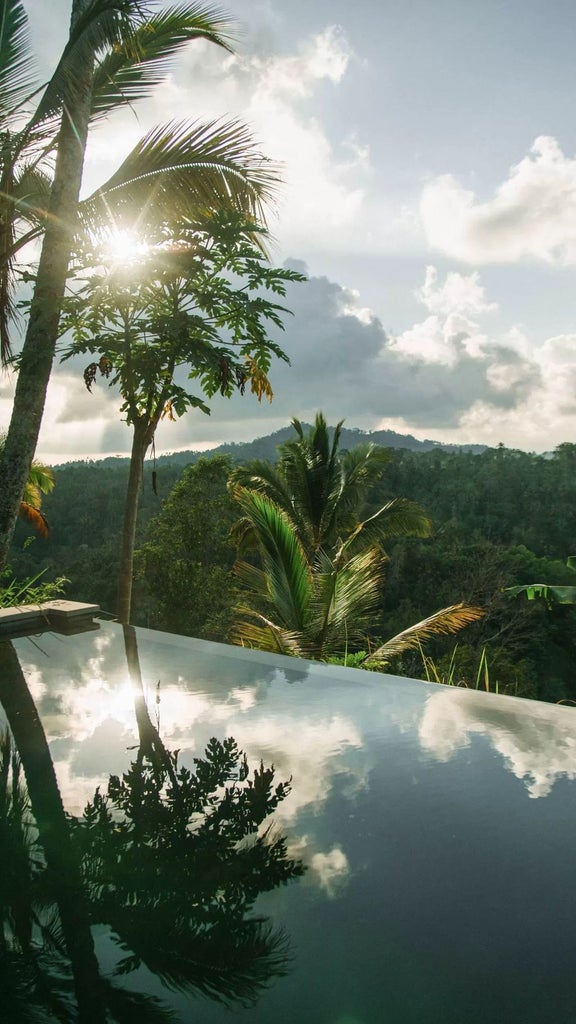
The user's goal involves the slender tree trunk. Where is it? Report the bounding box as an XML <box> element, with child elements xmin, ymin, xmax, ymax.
<box><xmin>0</xmin><ymin>641</ymin><xmax>106</xmax><ymax>1022</ymax></box>
<box><xmin>0</xmin><ymin>0</ymin><xmax>94</xmax><ymax>571</ymax></box>
<box><xmin>117</xmin><ymin>420</ymin><xmax>151</xmax><ymax>624</ymax></box>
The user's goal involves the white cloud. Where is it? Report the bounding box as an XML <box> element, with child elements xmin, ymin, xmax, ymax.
<box><xmin>388</xmin><ymin>267</ymin><xmax>498</xmax><ymax>366</ymax></box>
<box><xmin>421</xmin><ymin>136</ymin><xmax>576</xmax><ymax>265</ymax></box>
<box><xmin>417</xmin><ymin>266</ymin><xmax>497</xmax><ymax>317</ymax></box>
<box><xmin>28</xmin><ymin>264</ymin><xmax>568</xmax><ymax>461</ymax></box>
<box><xmin>239</xmin><ymin>25</ymin><xmax>351</xmax><ymax>99</ymax></box>
<box><xmin>80</xmin><ymin>24</ymin><xmax>369</xmax><ymax>257</ymax></box>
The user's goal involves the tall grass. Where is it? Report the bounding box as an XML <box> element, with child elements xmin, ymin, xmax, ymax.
<box><xmin>0</xmin><ymin>568</ymin><xmax>67</xmax><ymax>608</ymax></box>
<box><xmin>418</xmin><ymin>643</ymin><xmax>498</xmax><ymax>693</ymax></box>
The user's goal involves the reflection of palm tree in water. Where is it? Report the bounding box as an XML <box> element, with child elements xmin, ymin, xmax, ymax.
<box><xmin>0</xmin><ymin>635</ymin><xmax>304</xmax><ymax>1020</ymax></box>
<box><xmin>0</xmin><ymin>640</ymin><xmax>105</xmax><ymax>1023</ymax></box>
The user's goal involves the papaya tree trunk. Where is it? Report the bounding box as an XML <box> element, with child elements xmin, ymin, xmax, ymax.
<box><xmin>0</xmin><ymin>641</ymin><xmax>106</xmax><ymax>1022</ymax></box>
<box><xmin>117</xmin><ymin>420</ymin><xmax>151</xmax><ymax>624</ymax></box>
<box><xmin>0</xmin><ymin>0</ymin><xmax>94</xmax><ymax>571</ymax></box>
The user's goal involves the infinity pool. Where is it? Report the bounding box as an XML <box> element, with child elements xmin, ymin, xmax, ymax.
<box><xmin>2</xmin><ymin>619</ymin><xmax>576</xmax><ymax>1023</ymax></box>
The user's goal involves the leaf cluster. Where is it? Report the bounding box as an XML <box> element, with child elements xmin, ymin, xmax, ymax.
<box><xmin>58</xmin><ymin>211</ymin><xmax>304</xmax><ymax>428</ymax></box>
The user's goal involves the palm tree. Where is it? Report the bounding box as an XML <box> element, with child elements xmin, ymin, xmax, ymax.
<box><xmin>0</xmin><ymin>0</ymin><xmax>280</xmax><ymax>572</ymax></box>
<box><xmin>230</xmin><ymin>414</ymin><xmax>483</xmax><ymax>662</ymax></box>
<box><xmin>231</xmin><ymin>412</ymin><xmax>432</xmax><ymax>559</ymax></box>
<box><xmin>232</xmin><ymin>487</ymin><xmax>390</xmax><ymax>658</ymax></box>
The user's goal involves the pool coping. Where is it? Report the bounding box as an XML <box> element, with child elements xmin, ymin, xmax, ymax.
<box><xmin>0</xmin><ymin>600</ymin><xmax>102</xmax><ymax>638</ymax></box>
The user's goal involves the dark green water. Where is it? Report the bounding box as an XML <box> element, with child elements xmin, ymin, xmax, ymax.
<box><xmin>2</xmin><ymin>621</ymin><xmax>576</xmax><ymax>1022</ymax></box>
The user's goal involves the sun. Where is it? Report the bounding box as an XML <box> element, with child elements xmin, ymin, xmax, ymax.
<box><xmin>102</xmin><ymin>228</ymin><xmax>149</xmax><ymax>264</ymax></box>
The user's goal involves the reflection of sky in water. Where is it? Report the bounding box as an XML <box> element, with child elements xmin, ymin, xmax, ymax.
<box><xmin>419</xmin><ymin>686</ymin><xmax>576</xmax><ymax>798</ymax></box>
<box><xmin>8</xmin><ymin>623</ymin><xmax>576</xmax><ymax>1023</ymax></box>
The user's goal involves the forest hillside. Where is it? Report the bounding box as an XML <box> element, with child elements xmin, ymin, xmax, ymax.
<box><xmin>8</xmin><ymin>431</ymin><xmax>576</xmax><ymax>705</ymax></box>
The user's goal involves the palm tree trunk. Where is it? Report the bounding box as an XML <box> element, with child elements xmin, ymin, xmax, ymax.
<box><xmin>0</xmin><ymin>0</ymin><xmax>94</xmax><ymax>571</ymax></box>
<box><xmin>0</xmin><ymin>641</ymin><xmax>106</xmax><ymax>1022</ymax></box>
<box><xmin>117</xmin><ymin>420</ymin><xmax>150</xmax><ymax>624</ymax></box>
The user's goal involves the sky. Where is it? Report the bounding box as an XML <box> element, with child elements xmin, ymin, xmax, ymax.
<box><xmin>4</xmin><ymin>0</ymin><xmax>576</xmax><ymax>461</ymax></box>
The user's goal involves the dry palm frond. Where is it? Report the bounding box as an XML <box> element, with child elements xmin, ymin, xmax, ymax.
<box><xmin>231</xmin><ymin>607</ymin><xmax>304</xmax><ymax>657</ymax></box>
<box><xmin>18</xmin><ymin>502</ymin><xmax>49</xmax><ymax>539</ymax></box>
<box><xmin>364</xmin><ymin>603</ymin><xmax>485</xmax><ymax>666</ymax></box>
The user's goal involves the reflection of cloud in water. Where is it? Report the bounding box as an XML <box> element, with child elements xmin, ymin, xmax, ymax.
<box><xmin>419</xmin><ymin>689</ymin><xmax>576</xmax><ymax>798</ymax></box>
<box><xmin>221</xmin><ymin>715</ymin><xmax>364</xmax><ymax>823</ymax></box>
<box><xmin>18</xmin><ymin>634</ymin><xmax>365</xmax><ymax>825</ymax></box>
<box><xmin>70</xmin><ymin>717</ymin><xmax>135</xmax><ymax>778</ymax></box>
<box><xmin>287</xmin><ymin>834</ymin><xmax>351</xmax><ymax>898</ymax></box>
<box><xmin>310</xmin><ymin>846</ymin><xmax>350</xmax><ymax>897</ymax></box>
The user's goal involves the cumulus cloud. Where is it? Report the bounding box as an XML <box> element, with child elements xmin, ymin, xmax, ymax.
<box><xmin>80</xmin><ymin>24</ymin><xmax>370</xmax><ymax>256</ymax></box>
<box><xmin>421</xmin><ymin>136</ymin><xmax>576</xmax><ymax>265</ymax></box>
<box><xmin>417</xmin><ymin>266</ymin><xmax>497</xmax><ymax>317</ymax></box>
<box><xmin>29</xmin><ymin>263</ymin><xmax>568</xmax><ymax>460</ymax></box>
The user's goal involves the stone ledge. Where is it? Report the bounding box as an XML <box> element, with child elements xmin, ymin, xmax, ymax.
<box><xmin>0</xmin><ymin>600</ymin><xmax>101</xmax><ymax>639</ymax></box>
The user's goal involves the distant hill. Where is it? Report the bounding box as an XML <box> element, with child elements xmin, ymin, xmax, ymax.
<box><xmin>61</xmin><ymin>424</ymin><xmax>486</xmax><ymax>470</ymax></box>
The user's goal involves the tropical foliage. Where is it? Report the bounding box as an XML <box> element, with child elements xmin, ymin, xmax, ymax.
<box><xmin>0</xmin><ymin>433</ymin><xmax>53</xmax><ymax>538</ymax></box>
<box><xmin>57</xmin><ymin>212</ymin><xmax>303</xmax><ymax>622</ymax></box>
<box><xmin>137</xmin><ymin>455</ymin><xmax>238</xmax><ymax>638</ymax></box>
<box><xmin>506</xmin><ymin>555</ymin><xmax>576</xmax><ymax>606</ymax></box>
<box><xmin>9</xmin><ymin>433</ymin><xmax>576</xmax><ymax>703</ymax></box>
<box><xmin>0</xmin><ymin>0</ymin><xmax>282</xmax><ymax>573</ymax></box>
<box><xmin>230</xmin><ymin>414</ymin><xmax>483</xmax><ymax>662</ymax></box>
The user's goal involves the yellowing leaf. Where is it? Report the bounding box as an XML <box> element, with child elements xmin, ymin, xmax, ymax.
<box><xmin>245</xmin><ymin>358</ymin><xmax>273</xmax><ymax>404</ymax></box>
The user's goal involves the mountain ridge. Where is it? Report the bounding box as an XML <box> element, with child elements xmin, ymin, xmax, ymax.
<box><xmin>55</xmin><ymin>424</ymin><xmax>488</xmax><ymax>470</ymax></box>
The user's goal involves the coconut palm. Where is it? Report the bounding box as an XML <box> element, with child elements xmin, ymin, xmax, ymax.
<box><xmin>0</xmin><ymin>0</ymin><xmax>280</xmax><ymax>572</ymax></box>
<box><xmin>231</xmin><ymin>415</ymin><xmax>483</xmax><ymax>662</ymax></box>
<box><xmin>232</xmin><ymin>487</ymin><xmax>389</xmax><ymax>658</ymax></box>
<box><xmin>232</xmin><ymin>487</ymin><xmax>483</xmax><ymax>662</ymax></box>
<box><xmin>0</xmin><ymin>433</ymin><xmax>53</xmax><ymax>538</ymax></box>
<box><xmin>231</xmin><ymin>412</ymin><xmax>433</xmax><ymax>559</ymax></box>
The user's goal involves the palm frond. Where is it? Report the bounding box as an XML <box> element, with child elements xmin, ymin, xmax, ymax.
<box><xmin>29</xmin><ymin>0</ymin><xmax>147</xmax><ymax>128</ymax></box>
<box><xmin>364</xmin><ymin>603</ymin><xmax>485</xmax><ymax>666</ymax></box>
<box><xmin>0</xmin><ymin>159</ymin><xmax>53</xmax><ymax>362</ymax></box>
<box><xmin>102</xmin><ymin>979</ymin><xmax>179</xmax><ymax>1024</ymax></box>
<box><xmin>12</xmin><ymin>164</ymin><xmax>52</xmax><ymax>225</ymax></box>
<box><xmin>80</xmin><ymin>119</ymin><xmax>279</xmax><ymax>230</ymax></box>
<box><xmin>231</xmin><ymin>607</ymin><xmax>304</xmax><ymax>656</ymax></box>
<box><xmin>0</xmin><ymin>0</ymin><xmax>37</xmax><ymax>123</ymax></box>
<box><xmin>18</xmin><ymin>502</ymin><xmax>49</xmax><ymax>539</ymax></box>
<box><xmin>232</xmin><ymin>489</ymin><xmax>311</xmax><ymax>632</ymax></box>
<box><xmin>229</xmin><ymin>461</ymin><xmax>296</xmax><ymax>538</ymax></box>
<box><xmin>339</xmin><ymin>443</ymin><xmax>391</xmax><ymax>501</ymax></box>
<box><xmin>311</xmin><ymin>546</ymin><xmax>385</xmax><ymax>657</ymax></box>
<box><xmin>90</xmin><ymin>3</ymin><xmax>233</xmax><ymax>121</ymax></box>
<box><xmin>342</xmin><ymin>497</ymin><xmax>432</xmax><ymax>554</ymax></box>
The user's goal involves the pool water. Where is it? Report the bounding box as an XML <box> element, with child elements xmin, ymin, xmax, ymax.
<box><xmin>2</xmin><ymin>620</ymin><xmax>576</xmax><ymax>1023</ymax></box>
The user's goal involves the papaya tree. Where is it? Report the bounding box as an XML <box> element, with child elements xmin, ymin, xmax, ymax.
<box><xmin>58</xmin><ymin>211</ymin><xmax>305</xmax><ymax>623</ymax></box>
